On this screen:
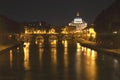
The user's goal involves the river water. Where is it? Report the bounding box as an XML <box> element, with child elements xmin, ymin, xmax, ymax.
<box><xmin>0</xmin><ymin>39</ymin><xmax>120</xmax><ymax>80</ymax></box>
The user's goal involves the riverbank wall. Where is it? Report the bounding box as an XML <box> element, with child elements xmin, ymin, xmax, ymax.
<box><xmin>77</xmin><ymin>38</ymin><xmax>120</xmax><ymax>57</ymax></box>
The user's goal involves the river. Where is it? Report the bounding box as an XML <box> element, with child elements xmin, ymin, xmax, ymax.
<box><xmin>0</xmin><ymin>39</ymin><xmax>120</xmax><ymax>80</ymax></box>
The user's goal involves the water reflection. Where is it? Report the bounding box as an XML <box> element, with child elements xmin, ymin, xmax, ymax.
<box><xmin>23</xmin><ymin>42</ymin><xmax>30</xmax><ymax>70</ymax></box>
<box><xmin>50</xmin><ymin>39</ymin><xmax>57</xmax><ymax>47</ymax></box>
<box><xmin>76</xmin><ymin>43</ymin><xmax>82</xmax><ymax>79</ymax></box>
<box><xmin>49</xmin><ymin>35</ymin><xmax>57</xmax><ymax>47</ymax></box>
<box><xmin>35</xmin><ymin>36</ymin><xmax>44</xmax><ymax>45</ymax></box>
<box><xmin>1</xmin><ymin>38</ymin><xmax>120</xmax><ymax>80</ymax></box>
<box><xmin>62</xmin><ymin>40</ymin><xmax>68</xmax><ymax>48</ymax></box>
<box><xmin>39</xmin><ymin>47</ymin><xmax>44</xmax><ymax>66</ymax></box>
<box><xmin>50</xmin><ymin>38</ymin><xmax>57</xmax><ymax>65</ymax></box>
<box><xmin>64</xmin><ymin>47</ymin><xmax>68</xmax><ymax>67</ymax></box>
<box><xmin>51</xmin><ymin>47</ymin><xmax>57</xmax><ymax>77</ymax></box>
<box><xmin>9</xmin><ymin>50</ymin><xmax>13</xmax><ymax>68</ymax></box>
<box><xmin>51</xmin><ymin>47</ymin><xmax>57</xmax><ymax>65</ymax></box>
<box><xmin>63</xmin><ymin>41</ymin><xmax>68</xmax><ymax>80</ymax></box>
<box><xmin>112</xmin><ymin>59</ymin><xmax>120</xmax><ymax>80</ymax></box>
<box><xmin>63</xmin><ymin>40</ymin><xmax>68</xmax><ymax>68</ymax></box>
<box><xmin>82</xmin><ymin>47</ymin><xmax>97</xmax><ymax>80</ymax></box>
<box><xmin>76</xmin><ymin>43</ymin><xmax>81</xmax><ymax>56</ymax></box>
<box><xmin>75</xmin><ymin>43</ymin><xmax>98</xmax><ymax>80</ymax></box>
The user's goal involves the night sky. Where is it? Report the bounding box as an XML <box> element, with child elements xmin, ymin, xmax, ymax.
<box><xmin>0</xmin><ymin>0</ymin><xmax>115</xmax><ymax>25</ymax></box>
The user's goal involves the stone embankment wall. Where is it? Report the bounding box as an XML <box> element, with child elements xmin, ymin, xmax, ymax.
<box><xmin>96</xmin><ymin>33</ymin><xmax>120</xmax><ymax>49</ymax></box>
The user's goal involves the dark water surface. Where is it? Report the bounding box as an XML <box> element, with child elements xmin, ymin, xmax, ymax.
<box><xmin>0</xmin><ymin>40</ymin><xmax>120</xmax><ymax>80</ymax></box>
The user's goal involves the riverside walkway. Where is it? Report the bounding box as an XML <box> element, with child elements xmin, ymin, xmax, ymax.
<box><xmin>77</xmin><ymin>38</ymin><xmax>120</xmax><ymax>56</ymax></box>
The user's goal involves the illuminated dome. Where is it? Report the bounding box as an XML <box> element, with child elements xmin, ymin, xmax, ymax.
<box><xmin>73</xmin><ymin>12</ymin><xmax>83</xmax><ymax>23</ymax></box>
<box><xmin>68</xmin><ymin>12</ymin><xmax>87</xmax><ymax>32</ymax></box>
<box><xmin>74</xmin><ymin>17</ymin><xmax>83</xmax><ymax>23</ymax></box>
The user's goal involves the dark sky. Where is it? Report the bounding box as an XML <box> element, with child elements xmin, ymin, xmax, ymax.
<box><xmin>0</xmin><ymin>0</ymin><xmax>115</xmax><ymax>25</ymax></box>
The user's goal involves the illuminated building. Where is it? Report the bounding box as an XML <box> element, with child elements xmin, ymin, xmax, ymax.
<box><xmin>68</xmin><ymin>12</ymin><xmax>87</xmax><ymax>33</ymax></box>
<box><xmin>83</xmin><ymin>25</ymin><xmax>96</xmax><ymax>41</ymax></box>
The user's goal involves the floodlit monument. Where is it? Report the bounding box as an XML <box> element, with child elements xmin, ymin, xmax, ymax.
<box><xmin>68</xmin><ymin>12</ymin><xmax>87</xmax><ymax>32</ymax></box>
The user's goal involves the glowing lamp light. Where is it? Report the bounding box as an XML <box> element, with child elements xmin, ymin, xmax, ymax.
<box><xmin>113</xmin><ymin>31</ymin><xmax>117</xmax><ymax>34</ymax></box>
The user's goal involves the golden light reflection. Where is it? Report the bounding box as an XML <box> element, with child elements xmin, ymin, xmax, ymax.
<box><xmin>23</xmin><ymin>42</ymin><xmax>30</xmax><ymax>70</ymax></box>
<box><xmin>24</xmin><ymin>42</ymin><xmax>30</xmax><ymax>47</ymax></box>
<box><xmin>64</xmin><ymin>46</ymin><xmax>68</xmax><ymax>80</ymax></box>
<box><xmin>91</xmin><ymin>50</ymin><xmax>97</xmax><ymax>60</ymax></box>
<box><xmin>9</xmin><ymin>50</ymin><xmax>13</xmax><ymax>68</ymax></box>
<box><xmin>77</xmin><ymin>43</ymin><xmax>81</xmax><ymax>48</ymax></box>
<box><xmin>38</xmin><ymin>42</ymin><xmax>44</xmax><ymax>47</ymax></box>
<box><xmin>35</xmin><ymin>36</ymin><xmax>44</xmax><ymax>46</ymax></box>
<box><xmin>76</xmin><ymin>43</ymin><xmax>81</xmax><ymax>56</ymax></box>
<box><xmin>84</xmin><ymin>47</ymin><xmax>97</xmax><ymax>80</ymax></box>
<box><xmin>76</xmin><ymin>44</ymin><xmax>82</xmax><ymax>79</ymax></box>
<box><xmin>51</xmin><ymin>47</ymin><xmax>57</xmax><ymax>65</ymax></box>
<box><xmin>62</xmin><ymin>40</ymin><xmax>68</xmax><ymax>48</ymax></box>
<box><xmin>51</xmin><ymin>47</ymin><xmax>57</xmax><ymax>76</ymax></box>
<box><xmin>81</xmin><ymin>47</ymin><xmax>87</xmax><ymax>55</ymax></box>
<box><xmin>39</xmin><ymin>47</ymin><xmax>44</xmax><ymax>66</ymax></box>
<box><xmin>64</xmin><ymin>47</ymin><xmax>68</xmax><ymax>67</ymax></box>
<box><xmin>87</xmin><ymin>48</ymin><xmax>91</xmax><ymax>54</ymax></box>
<box><xmin>50</xmin><ymin>40</ymin><xmax>57</xmax><ymax>47</ymax></box>
<box><xmin>81</xmin><ymin>46</ymin><xmax>84</xmax><ymax>51</ymax></box>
